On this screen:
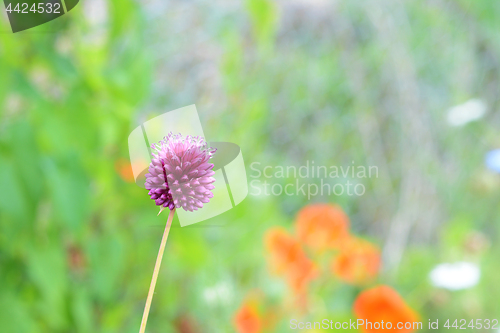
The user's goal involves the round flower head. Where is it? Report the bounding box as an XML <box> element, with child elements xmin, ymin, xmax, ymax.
<box><xmin>145</xmin><ymin>132</ymin><xmax>217</xmax><ymax>212</ymax></box>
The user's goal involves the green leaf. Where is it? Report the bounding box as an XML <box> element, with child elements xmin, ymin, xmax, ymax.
<box><xmin>26</xmin><ymin>243</ymin><xmax>68</xmax><ymax>329</ymax></box>
<box><xmin>42</xmin><ymin>157</ymin><xmax>89</xmax><ymax>235</ymax></box>
<box><xmin>0</xmin><ymin>155</ymin><xmax>28</xmax><ymax>220</ymax></box>
<box><xmin>0</xmin><ymin>292</ymin><xmax>38</xmax><ymax>333</ymax></box>
<box><xmin>246</xmin><ymin>0</ymin><xmax>278</xmax><ymax>49</ymax></box>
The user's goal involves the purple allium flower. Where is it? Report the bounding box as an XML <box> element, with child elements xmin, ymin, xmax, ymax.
<box><xmin>145</xmin><ymin>132</ymin><xmax>217</xmax><ymax>212</ymax></box>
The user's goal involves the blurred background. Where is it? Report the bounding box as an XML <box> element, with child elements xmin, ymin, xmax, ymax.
<box><xmin>1</xmin><ymin>0</ymin><xmax>500</xmax><ymax>332</ymax></box>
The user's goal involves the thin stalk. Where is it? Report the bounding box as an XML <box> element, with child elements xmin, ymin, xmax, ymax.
<box><xmin>139</xmin><ymin>208</ymin><xmax>176</xmax><ymax>333</ymax></box>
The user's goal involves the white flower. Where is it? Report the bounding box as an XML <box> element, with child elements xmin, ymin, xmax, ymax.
<box><xmin>446</xmin><ymin>99</ymin><xmax>487</xmax><ymax>127</ymax></box>
<box><xmin>202</xmin><ymin>282</ymin><xmax>232</xmax><ymax>305</ymax></box>
<box><xmin>485</xmin><ymin>149</ymin><xmax>500</xmax><ymax>173</ymax></box>
<box><xmin>82</xmin><ymin>0</ymin><xmax>109</xmax><ymax>46</ymax></box>
<box><xmin>429</xmin><ymin>262</ymin><xmax>480</xmax><ymax>290</ymax></box>
<box><xmin>83</xmin><ymin>0</ymin><xmax>108</xmax><ymax>27</ymax></box>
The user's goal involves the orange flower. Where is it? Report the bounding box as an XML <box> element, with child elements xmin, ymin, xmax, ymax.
<box><xmin>115</xmin><ymin>158</ymin><xmax>135</xmax><ymax>182</ymax></box>
<box><xmin>332</xmin><ymin>238</ymin><xmax>381</xmax><ymax>285</ymax></box>
<box><xmin>115</xmin><ymin>158</ymin><xmax>148</xmax><ymax>183</ymax></box>
<box><xmin>265</xmin><ymin>228</ymin><xmax>306</xmax><ymax>274</ymax></box>
<box><xmin>286</xmin><ymin>258</ymin><xmax>317</xmax><ymax>294</ymax></box>
<box><xmin>354</xmin><ymin>285</ymin><xmax>420</xmax><ymax>333</ymax></box>
<box><xmin>234</xmin><ymin>302</ymin><xmax>261</xmax><ymax>333</ymax></box>
<box><xmin>265</xmin><ymin>228</ymin><xmax>317</xmax><ymax>294</ymax></box>
<box><xmin>296</xmin><ymin>203</ymin><xmax>350</xmax><ymax>250</ymax></box>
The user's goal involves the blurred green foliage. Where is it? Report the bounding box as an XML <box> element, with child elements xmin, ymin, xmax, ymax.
<box><xmin>0</xmin><ymin>0</ymin><xmax>500</xmax><ymax>332</ymax></box>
